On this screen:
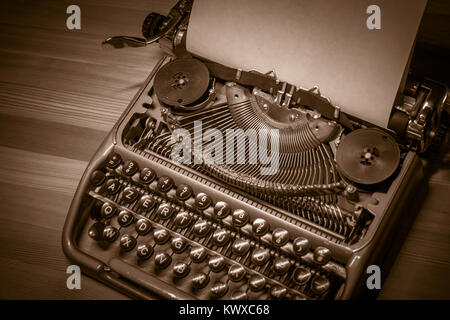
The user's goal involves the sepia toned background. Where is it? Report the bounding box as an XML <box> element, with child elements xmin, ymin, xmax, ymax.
<box><xmin>0</xmin><ymin>0</ymin><xmax>448</xmax><ymax>299</ymax></box>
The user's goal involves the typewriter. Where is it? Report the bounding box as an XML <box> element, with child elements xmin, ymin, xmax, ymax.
<box><xmin>63</xmin><ymin>0</ymin><xmax>449</xmax><ymax>300</ymax></box>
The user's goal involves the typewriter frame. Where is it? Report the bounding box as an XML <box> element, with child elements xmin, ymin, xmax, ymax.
<box><xmin>62</xmin><ymin>52</ymin><xmax>428</xmax><ymax>299</ymax></box>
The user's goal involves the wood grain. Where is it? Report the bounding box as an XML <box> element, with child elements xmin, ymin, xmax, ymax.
<box><xmin>0</xmin><ymin>0</ymin><xmax>448</xmax><ymax>300</ymax></box>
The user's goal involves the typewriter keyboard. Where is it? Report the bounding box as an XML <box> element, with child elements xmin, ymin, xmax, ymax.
<box><xmin>80</xmin><ymin>151</ymin><xmax>347</xmax><ymax>300</ymax></box>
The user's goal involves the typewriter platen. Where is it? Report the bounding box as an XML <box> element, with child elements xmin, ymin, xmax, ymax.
<box><xmin>63</xmin><ymin>0</ymin><xmax>449</xmax><ymax>300</ymax></box>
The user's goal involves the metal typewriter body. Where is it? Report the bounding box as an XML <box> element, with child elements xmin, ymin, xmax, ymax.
<box><xmin>63</xmin><ymin>0</ymin><xmax>448</xmax><ymax>300</ymax></box>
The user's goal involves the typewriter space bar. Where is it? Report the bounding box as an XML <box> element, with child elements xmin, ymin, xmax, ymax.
<box><xmin>108</xmin><ymin>258</ymin><xmax>196</xmax><ymax>300</ymax></box>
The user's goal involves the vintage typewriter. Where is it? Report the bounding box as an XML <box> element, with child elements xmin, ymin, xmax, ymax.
<box><xmin>63</xmin><ymin>0</ymin><xmax>448</xmax><ymax>299</ymax></box>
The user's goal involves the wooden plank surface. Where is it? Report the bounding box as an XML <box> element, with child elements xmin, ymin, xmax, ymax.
<box><xmin>0</xmin><ymin>0</ymin><xmax>449</xmax><ymax>299</ymax></box>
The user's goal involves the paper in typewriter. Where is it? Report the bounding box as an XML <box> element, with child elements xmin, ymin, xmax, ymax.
<box><xmin>186</xmin><ymin>0</ymin><xmax>427</xmax><ymax>128</ymax></box>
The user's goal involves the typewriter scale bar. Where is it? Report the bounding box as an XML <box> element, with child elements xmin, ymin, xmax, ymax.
<box><xmin>63</xmin><ymin>54</ymin><xmax>429</xmax><ymax>300</ymax></box>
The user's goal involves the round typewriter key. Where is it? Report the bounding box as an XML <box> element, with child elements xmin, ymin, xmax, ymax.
<box><xmin>123</xmin><ymin>160</ymin><xmax>138</xmax><ymax>176</ymax></box>
<box><xmin>106</xmin><ymin>152</ymin><xmax>121</xmax><ymax>169</ymax></box>
<box><xmin>272</xmin><ymin>228</ymin><xmax>290</xmax><ymax>247</ymax></box>
<box><xmin>251</xmin><ymin>248</ymin><xmax>270</xmax><ymax>266</ymax></box>
<box><xmin>90</xmin><ymin>200</ymin><xmax>103</xmax><ymax>220</ymax></box>
<box><xmin>101</xmin><ymin>202</ymin><xmax>116</xmax><ymax>219</ymax></box>
<box><xmin>138</xmin><ymin>195</ymin><xmax>156</xmax><ymax>212</ymax></box>
<box><xmin>117</xmin><ymin>210</ymin><xmax>134</xmax><ymax>227</ymax></box>
<box><xmin>190</xmin><ymin>246</ymin><xmax>208</xmax><ymax>263</ymax></box>
<box><xmin>176</xmin><ymin>184</ymin><xmax>193</xmax><ymax>201</ymax></box>
<box><xmin>231</xmin><ymin>290</ymin><xmax>248</xmax><ymax>300</ymax></box>
<box><xmin>154</xmin><ymin>252</ymin><xmax>172</xmax><ymax>269</ymax></box>
<box><xmin>232</xmin><ymin>209</ymin><xmax>249</xmax><ymax>227</ymax></box>
<box><xmin>195</xmin><ymin>192</ymin><xmax>211</xmax><ymax>210</ymax></box>
<box><xmin>212</xmin><ymin>228</ymin><xmax>230</xmax><ymax>247</ymax></box>
<box><xmin>208</xmin><ymin>255</ymin><xmax>226</xmax><ymax>272</ymax></box>
<box><xmin>156</xmin><ymin>203</ymin><xmax>174</xmax><ymax>220</ymax></box>
<box><xmin>192</xmin><ymin>272</ymin><xmax>209</xmax><ymax>289</ymax></box>
<box><xmin>269</xmin><ymin>285</ymin><xmax>287</xmax><ymax>300</ymax></box>
<box><xmin>153</xmin><ymin>229</ymin><xmax>170</xmax><ymax>245</ymax></box>
<box><xmin>193</xmin><ymin>219</ymin><xmax>211</xmax><ymax>237</ymax></box>
<box><xmin>90</xmin><ymin>170</ymin><xmax>105</xmax><ymax>186</ymax></box>
<box><xmin>248</xmin><ymin>275</ymin><xmax>266</xmax><ymax>292</ymax></box>
<box><xmin>174</xmin><ymin>211</ymin><xmax>192</xmax><ymax>229</ymax></box>
<box><xmin>105</xmin><ymin>179</ymin><xmax>121</xmax><ymax>195</ymax></box>
<box><xmin>120</xmin><ymin>234</ymin><xmax>136</xmax><ymax>251</ymax></box>
<box><xmin>293</xmin><ymin>267</ymin><xmax>312</xmax><ymax>285</ymax></box>
<box><xmin>311</xmin><ymin>275</ymin><xmax>331</xmax><ymax>295</ymax></box>
<box><xmin>137</xmin><ymin>244</ymin><xmax>153</xmax><ymax>260</ymax></box>
<box><xmin>252</xmin><ymin>218</ymin><xmax>270</xmax><ymax>236</ymax></box>
<box><xmin>214</xmin><ymin>201</ymin><xmax>231</xmax><ymax>219</ymax></box>
<box><xmin>88</xmin><ymin>222</ymin><xmax>105</xmax><ymax>241</ymax></box>
<box><xmin>135</xmin><ymin>218</ymin><xmax>152</xmax><ymax>235</ymax></box>
<box><xmin>171</xmin><ymin>236</ymin><xmax>188</xmax><ymax>254</ymax></box>
<box><xmin>292</xmin><ymin>237</ymin><xmax>311</xmax><ymax>256</ymax></box>
<box><xmin>273</xmin><ymin>257</ymin><xmax>291</xmax><ymax>275</ymax></box>
<box><xmin>228</xmin><ymin>264</ymin><xmax>246</xmax><ymax>282</ymax></box>
<box><xmin>211</xmin><ymin>281</ymin><xmax>228</xmax><ymax>298</ymax></box>
<box><xmin>173</xmin><ymin>261</ymin><xmax>190</xmax><ymax>278</ymax></box>
<box><xmin>313</xmin><ymin>246</ymin><xmax>332</xmax><ymax>265</ymax></box>
<box><xmin>122</xmin><ymin>187</ymin><xmax>139</xmax><ymax>203</ymax></box>
<box><xmin>157</xmin><ymin>176</ymin><xmax>174</xmax><ymax>192</ymax></box>
<box><xmin>140</xmin><ymin>167</ymin><xmax>156</xmax><ymax>184</ymax></box>
<box><xmin>231</xmin><ymin>238</ymin><xmax>250</xmax><ymax>256</ymax></box>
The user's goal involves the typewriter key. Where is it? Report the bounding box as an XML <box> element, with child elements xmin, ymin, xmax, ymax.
<box><xmin>292</xmin><ymin>267</ymin><xmax>312</xmax><ymax>285</ymax></box>
<box><xmin>173</xmin><ymin>261</ymin><xmax>190</xmax><ymax>278</ymax></box>
<box><xmin>157</xmin><ymin>176</ymin><xmax>174</xmax><ymax>192</ymax></box>
<box><xmin>105</xmin><ymin>153</ymin><xmax>121</xmax><ymax>169</ymax></box>
<box><xmin>135</xmin><ymin>218</ymin><xmax>152</xmax><ymax>236</ymax></box>
<box><xmin>190</xmin><ymin>246</ymin><xmax>208</xmax><ymax>263</ymax></box>
<box><xmin>176</xmin><ymin>184</ymin><xmax>193</xmax><ymax>201</ymax></box>
<box><xmin>251</xmin><ymin>248</ymin><xmax>270</xmax><ymax>266</ymax></box>
<box><xmin>272</xmin><ymin>257</ymin><xmax>291</xmax><ymax>275</ymax></box>
<box><xmin>292</xmin><ymin>237</ymin><xmax>310</xmax><ymax>256</ymax></box>
<box><xmin>174</xmin><ymin>211</ymin><xmax>192</xmax><ymax>229</ymax></box>
<box><xmin>139</xmin><ymin>167</ymin><xmax>156</xmax><ymax>184</ymax></box>
<box><xmin>231</xmin><ymin>238</ymin><xmax>250</xmax><ymax>256</ymax></box>
<box><xmin>101</xmin><ymin>202</ymin><xmax>116</xmax><ymax>219</ymax></box>
<box><xmin>313</xmin><ymin>246</ymin><xmax>332</xmax><ymax>265</ymax></box>
<box><xmin>105</xmin><ymin>179</ymin><xmax>121</xmax><ymax>195</ymax></box>
<box><xmin>210</xmin><ymin>281</ymin><xmax>228</xmax><ymax>298</ymax></box>
<box><xmin>248</xmin><ymin>275</ymin><xmax>266</xmax><ymax>291</ymax></box>
<box><xmin>171</xmin><ymin>236</ymin><xmax>188</xmax><ymax>254</ymax></box>
<box><xmin>230</xmin><ymin>290</ymin><xmax>248</xmax><ymax>300</ymax></box>
<box><xmin>123</xmin><ymin>160</ymin><xmax>139</xmax><ymax>176</ymax></box>
<box><xmin>88</xmin><ymin>222</ymin><xmax>105</xmax><ymax>241</ymax></box>
<box><xmin>120</xmin><ymin>234</ymin><xmax>137</xmax><ymax>251</ymax></box>
<box><xmin>208</xmin><ymin>255</ymin><xmax>226</xmax><ymax>272</ymax></box>
<box><xmin>272</xmin><ymin>228</ymin><xmax>290</xmax><ymax>247</ymax></box>
<box><xmin>252</xmin><ymin>218</ymin><xmax>270</xmax><ymax>236</ymax></box>
<box><xmin>90</xmin><ymin>170</ymin><xmax>105</xmax><ymax>186</ymax></box>
<box><xmin>193</xmin><ymin>219</ymin><xmax>211</xmax><ymax>237</ymax></box>
<box><xmin>192</xmin><ymin>272</ymin><xmax>209</xmax><ymax>289</ymax></box>
<box><xmin>269</xmin><ymin>285</ymin><xmax>287</xmax><ymax>300</ymax></box>
<box><xmin>90</xmin><ymin>200</ymin><xmax>103</xmax><ymax>221</ymax></box>
<box><xmin>232</xmin><ymin>209</ymin><xmax>249</xmax><ymax>227</ymax></box>
<box><xmin>122</xmin><ymin>187</ymin><xmax>139</xmax><ymax>204</ymax></box>
<box><xmin>154</xmin><ymin>252</ymin><xmax>172</xmax><ymax>269</ymax></box>
<box><xmin>153</xmin><ymin>229</ymin><xmax>170</xmax><ymax>245</ymax></box>
<box><xmin>311</xmin><ymin>275</ymin><xmax>331</xmax><ymax>295</ymax></box>
<box><xmin>195</xmin><ymin>192</ymin><xmax>211</xmax><ymax>210</ymax></box>
<box><xmin>214</xmin><ymin>201</ymin><xmax>231</xmax><ymax>219</ymax></box>
<box><xmin>117</xmin><ymin>210</ymin><xmax>134</xmax><ymax>227</ymax></box>
<box><xmin>137</xmin><ymin>244</ymin><xmax>153</xmax><ymax>260</ymax></box>
<box><xmin>138</xmin><ymin>195</ymin><xmax>156</xmax><ymax>212</ymax></box>
<box><xmin>228</xmin><ymin>264</ymin><xmax>246</xmax><ymax>282</ymax></box>
<box><xmin>156</xmin><ymin>203</ymin><xmax>174</xmax><ymax>220</ymax></box>
<box><xmin>212</xmin><ymin>228</ymin><xmax>230</xmax><ymax>246</ymax></box>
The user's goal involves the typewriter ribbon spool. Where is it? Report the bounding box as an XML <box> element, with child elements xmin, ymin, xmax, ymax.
<box><xmin>336</xmin><ymin>128</ymin><xmax>401</xmax><ymax>185</ymax></box>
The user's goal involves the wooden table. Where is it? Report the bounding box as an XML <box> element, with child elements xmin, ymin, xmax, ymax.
<box><xmin>0</xmin><ymin>0</ymin><xmax>448</xmax><ymax>299</ymax></box>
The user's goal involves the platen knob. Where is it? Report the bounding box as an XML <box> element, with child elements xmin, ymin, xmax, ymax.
<box><xmin>141</xmin><ymin>13</ymin><xmax>167</xmax><ymax>39</ymax></box>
